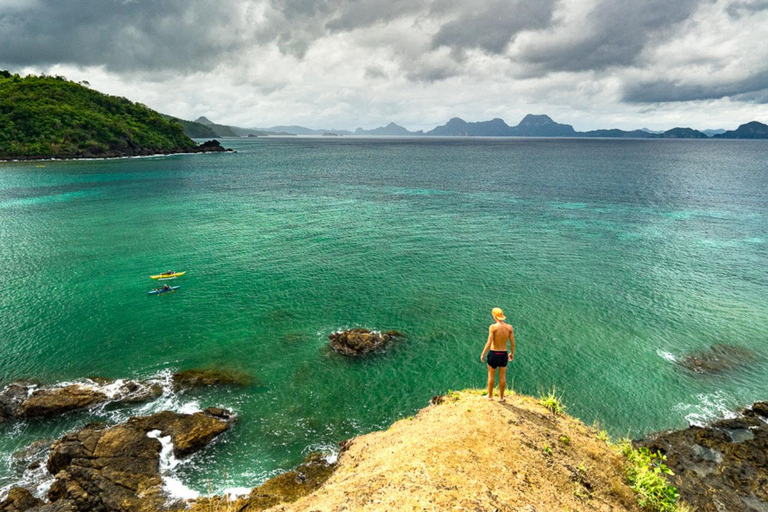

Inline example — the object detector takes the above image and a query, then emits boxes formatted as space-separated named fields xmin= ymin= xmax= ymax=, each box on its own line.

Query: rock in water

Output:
xmin=192 ymin=139 xmax=233 ymax=153
xmin=0 ymin=379 xmax=163 ymax=421
xmin=328 ymin=329 xmax=403 ymax=356
xmin=638 ymin=402 xmax=768 ymax=511
xmin=41 ymin=408 xmax=233 ymax=512
xmin=172 ymin=368 xmax=254 ymax=391
xmin=21 ymin=386 xmax=108 ymax=418
xmin=679 ymin=344 xmax=758 ymax=374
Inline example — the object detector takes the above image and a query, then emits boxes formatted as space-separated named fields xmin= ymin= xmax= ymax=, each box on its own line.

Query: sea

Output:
xmin=0 ymin=137 xmax=767 ymax=497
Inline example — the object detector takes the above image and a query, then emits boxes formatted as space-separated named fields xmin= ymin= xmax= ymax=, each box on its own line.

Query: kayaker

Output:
xmin=163 ymin=284 xmax=170 ymax=291
xmin=480 ymin=307 xmax=515 ymax=402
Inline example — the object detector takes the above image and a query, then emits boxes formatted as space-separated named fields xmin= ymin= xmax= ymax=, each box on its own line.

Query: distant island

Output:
xmin=178 ymin=113 xmax=768 ymax=140
xmin=0 ymin=71 xmax=230 ymax=160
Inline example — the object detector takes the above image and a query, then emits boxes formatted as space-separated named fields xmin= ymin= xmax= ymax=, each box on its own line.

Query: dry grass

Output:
xmin=266 ymin=390 xmax=641 ymax=512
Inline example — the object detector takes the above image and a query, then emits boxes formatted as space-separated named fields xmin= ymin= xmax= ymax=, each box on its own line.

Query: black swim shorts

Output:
xmin=487 ymin=350 xmax=508 ymax=369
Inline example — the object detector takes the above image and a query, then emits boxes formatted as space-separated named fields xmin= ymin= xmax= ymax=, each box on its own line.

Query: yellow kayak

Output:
xmin=150 ymin=271 xmax=186 ymax=279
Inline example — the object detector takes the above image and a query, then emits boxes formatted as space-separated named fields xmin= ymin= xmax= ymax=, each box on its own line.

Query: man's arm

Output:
xmin=508 ymin=326 xmax=515 ymax=361
xmin=480 ymin=325 xmax=494 ymax=362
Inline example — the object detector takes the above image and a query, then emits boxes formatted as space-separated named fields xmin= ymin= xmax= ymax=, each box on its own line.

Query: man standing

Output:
xmin=480 ymin=307 xmax=515 ymax=401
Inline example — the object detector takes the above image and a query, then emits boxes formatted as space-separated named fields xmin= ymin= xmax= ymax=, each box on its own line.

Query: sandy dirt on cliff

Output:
xmin=266 ymin=390 xmax=640 ymax=512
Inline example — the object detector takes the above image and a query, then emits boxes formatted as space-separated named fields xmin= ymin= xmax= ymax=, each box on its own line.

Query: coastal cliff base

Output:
xmin=216 ymin=391 xmax=639 ymax=512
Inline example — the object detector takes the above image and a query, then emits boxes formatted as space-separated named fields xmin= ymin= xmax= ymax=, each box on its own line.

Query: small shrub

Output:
xmin=559 ymin=435 xmax=570 ymax=445
xmin=542 ymin=445 xmax=553 ymax=456
xmin=617 ymin=442 xmax=679 ymax=512
xmin=538 ymin=387 xmax=565 ymax=414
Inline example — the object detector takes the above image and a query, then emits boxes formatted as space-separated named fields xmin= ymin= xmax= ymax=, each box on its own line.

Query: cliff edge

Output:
xmin=219 ymin=391 xmax=641 ymax=512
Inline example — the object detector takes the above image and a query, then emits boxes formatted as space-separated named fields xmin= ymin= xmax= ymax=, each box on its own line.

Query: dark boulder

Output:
xmin=748 ymin=402 xmax=768 ymax=418
xmin=172 ymin=368 xmax=253 ymax=392
xmin=192 ymin=140 xmax=232 ymax=153
xmin=0 ymin=384 xmax=30 ymax=420
xmin=45 ymin=408 xmax=232 ymax=512
xmin=678 ymin=344 xmax=758 ymax=374
xmin=0 ymin=380 xmax=163 ymax=421
xmin=21 ymin=386 xmax=108 ymax=418
xmin=328 ymin=329 xmax=403 ymax=356
xmin=0 ymin=487 xmax=43 ymax=511
xmin=0 ymin=487 xmax=75 ymax=512
xmin=638 ymin=402 xmax=768 ymax=511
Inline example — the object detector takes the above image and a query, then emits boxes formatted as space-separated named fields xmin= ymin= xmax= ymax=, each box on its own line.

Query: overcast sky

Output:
xmin=1 ymin=0 xmax=768 ymax=131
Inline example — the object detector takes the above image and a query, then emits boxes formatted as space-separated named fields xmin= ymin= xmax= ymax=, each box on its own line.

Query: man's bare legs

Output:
xmin=498 ymin=366 xmax=507 ymax=402
xmin=487 ymin=365 xmax=496 ymax=399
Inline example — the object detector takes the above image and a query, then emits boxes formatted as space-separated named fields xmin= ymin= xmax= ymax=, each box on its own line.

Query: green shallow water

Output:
xmin=1 ymin=137 xmax=767 ymax=494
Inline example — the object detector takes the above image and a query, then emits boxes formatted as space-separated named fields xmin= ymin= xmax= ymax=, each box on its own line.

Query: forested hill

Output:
xmin=0 ymin=72 xmax=224 ymax=159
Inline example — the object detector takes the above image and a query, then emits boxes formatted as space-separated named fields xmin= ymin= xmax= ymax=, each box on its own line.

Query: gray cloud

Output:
xmin=727 ymin=0 xmax=768 ymax=18
xmin=519 ymin=0 xmax=704 ymax=73
xmin=430 ymin=0 xmax=557 ymax=56
xmin=0 ymin=0 xmax=253 ymax=72
xmin=623 ymin=70 xmax=768 ymax=103
xmin=1 ymin=0 xmax=768 ymax=125
xmin=364 ymin=64 xmax=388 ymax=80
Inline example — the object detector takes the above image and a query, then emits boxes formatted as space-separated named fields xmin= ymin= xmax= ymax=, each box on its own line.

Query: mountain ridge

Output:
xmin=170 ymin=114 xmax=768 ymax=140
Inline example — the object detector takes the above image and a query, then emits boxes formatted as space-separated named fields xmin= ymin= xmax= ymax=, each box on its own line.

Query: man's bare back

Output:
xmin=489 ymin=322 xmax=514 ymax=352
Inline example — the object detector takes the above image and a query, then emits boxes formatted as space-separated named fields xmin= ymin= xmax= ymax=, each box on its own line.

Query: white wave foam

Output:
xmin=222 ymin=487 xmax=251 ymax=499
xmin=674 ymin=391 xmax=739 ymax=427
xmin=304 ymin=443 xmax=340 ymax=464
xmin=656 ymin=350 xmax=677 ymax=363
xmin=0 ymin=453 xmax=54 ymax=502
xmin=147 ymin=430 xmax=200 ymax=502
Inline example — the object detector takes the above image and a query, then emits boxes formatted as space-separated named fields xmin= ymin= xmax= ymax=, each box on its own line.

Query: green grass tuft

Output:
xmin=538 ymin=387 xmax=565 ymax=414
xmin=617 ymin=441 xmax=680 ymax=512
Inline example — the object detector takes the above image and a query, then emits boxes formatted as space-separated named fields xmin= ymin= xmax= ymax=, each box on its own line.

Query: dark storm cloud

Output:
xmin=0 ymin=0 xmax=427 ymax=69
xmin=0 ymin=0 xmax=707 ymax=76
xmin=623 ymin=70 xmax=768 ymax=103
xmin=519 ymin=0 xmax=705 ymax=73
xmin=3 ymin=0 xmax=768 ymax=112
xmin=0 ymin=0 xmax=251 ymax=72
xmin=430 ymin=0 xmax=557 ymax=56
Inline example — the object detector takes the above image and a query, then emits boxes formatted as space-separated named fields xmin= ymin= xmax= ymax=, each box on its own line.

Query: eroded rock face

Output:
xmin=638 ymin=402 xmax=768 ymax=512
xmin=40 ymin=408 xmax=233 ymax=512
xmin=191 ymin=452 xmax=335 ymax=512
xmin=0 ymin=487 xmax=44 ymax=511
xmin=172 ymin=369 xmax=253 ymax=392
xmin=678 ymin=344 xmax=758 ymax=374
xmin=21 ymin=387 xmax=108 ymax=418
xmin=0 ymin=380 xmax=162 ymax=421
xmin=328 ymin=329 xmax=403 ymax=356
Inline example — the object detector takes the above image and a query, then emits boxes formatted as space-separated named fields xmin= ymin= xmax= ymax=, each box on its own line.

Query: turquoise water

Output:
xmin=1 ymin=137 xmax=767 ymax=494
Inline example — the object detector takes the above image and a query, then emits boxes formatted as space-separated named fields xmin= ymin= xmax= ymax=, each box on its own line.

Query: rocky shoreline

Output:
xmin=2 ymin=408 xmax=233 ymax=512
xmin=0 ymin=140 xmax=233 ymax=163
xmin=639 ymin=402 xmax=768 ymax=512
xmin=1 ymin=380 xmax=766 ymax=511
xmin=0 ymin=335 xmax=765 ymax=511
xmin=0 ymin=368 xmax=252 ymax=422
